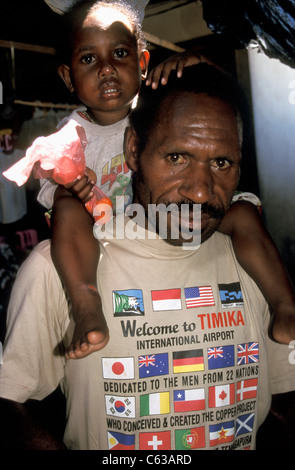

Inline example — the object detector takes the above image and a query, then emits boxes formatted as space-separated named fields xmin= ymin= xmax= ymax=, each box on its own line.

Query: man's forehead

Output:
xmin=162 ymin=92 xmax=236 ymax=120
xmin=153 ymin=92 xmax=240 ymax=141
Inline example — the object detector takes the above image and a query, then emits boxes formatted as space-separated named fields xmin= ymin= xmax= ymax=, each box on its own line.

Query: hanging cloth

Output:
xmin=201 ymin=0 xmax=295 ymax=67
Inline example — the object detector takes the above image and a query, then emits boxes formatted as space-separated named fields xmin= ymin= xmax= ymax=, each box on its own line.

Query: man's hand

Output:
xmin=145 ymin=50 xmax=212 ymax=89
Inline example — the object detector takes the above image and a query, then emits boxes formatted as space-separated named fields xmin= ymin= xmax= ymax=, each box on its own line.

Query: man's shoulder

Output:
xmin=31 ymin=239 xmax=51 ymax=257
xmin=202 ymin=231 xmax=233 ymax=252
xmin=20 ymin=240 xmax=53 ymax=271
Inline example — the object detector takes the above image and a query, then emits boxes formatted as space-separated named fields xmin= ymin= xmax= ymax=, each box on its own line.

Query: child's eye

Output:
xmin=113 ymin=48 xmax=128 ymax=59
xmin=166 ymin=153 xmax=187 ymax=165
xmin=212 ymin=158 xmax=231 ymax=170
xmin=80 ymin=54 xmax=95 ymax=64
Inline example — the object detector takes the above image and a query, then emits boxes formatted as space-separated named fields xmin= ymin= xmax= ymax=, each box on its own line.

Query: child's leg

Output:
xmin=51 ymin=195 xmax=109 ymax=359
xmin=219 ymin=201 xmax=295 ymax=344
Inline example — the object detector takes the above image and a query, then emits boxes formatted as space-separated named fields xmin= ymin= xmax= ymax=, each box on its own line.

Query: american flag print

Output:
xmin=237 ymin=342 xmax=259 ymax=365
xmin=184 ymin=286 xmax=215 ymax=308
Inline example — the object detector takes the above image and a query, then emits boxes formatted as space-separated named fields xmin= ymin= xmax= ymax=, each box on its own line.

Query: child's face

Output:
xmin=59 ymin=9 xmax=149 ymax=126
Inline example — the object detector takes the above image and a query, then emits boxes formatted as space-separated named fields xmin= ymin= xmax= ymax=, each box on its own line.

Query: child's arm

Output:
xmin=219 ymin=201 xmax=295 ymax=344
xmin=145 ymin=50 xmax=218 ymax=89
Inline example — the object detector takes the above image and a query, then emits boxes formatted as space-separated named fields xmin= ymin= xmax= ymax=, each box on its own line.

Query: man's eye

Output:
xmin=212 ymin=158 xmax=231 ymax=169
xmin=113 ymin=48 xmax=128 ymax=59
xmin=80 ymin=54 xmax=95 ymax=64
xmin=166 ymin=153 xmax=186 ymax=165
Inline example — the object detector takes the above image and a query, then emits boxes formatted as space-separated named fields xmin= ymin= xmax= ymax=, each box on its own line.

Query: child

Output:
xmin=37 ymin=0 xmax=150 ymax=358
xmin=38 ymin=0 xmax=295 ymax=359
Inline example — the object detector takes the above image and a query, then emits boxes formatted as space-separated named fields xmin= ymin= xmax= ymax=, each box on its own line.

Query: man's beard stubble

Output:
xmin=133 ymin=172 xmax=227 ymax=246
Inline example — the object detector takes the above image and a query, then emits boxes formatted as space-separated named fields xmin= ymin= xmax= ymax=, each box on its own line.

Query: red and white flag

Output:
xmin=209 ymin=383 xmax=235 ymax=408
xmin=102 ymin=357 xmax=134 ymax=379
xmin=151 ymin=289 xmax=181 ymax=311
xmin=236 ymin=378 xmax=258 ymax=401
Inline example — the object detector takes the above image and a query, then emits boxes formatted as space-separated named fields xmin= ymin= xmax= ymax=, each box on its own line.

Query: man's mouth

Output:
xmin=158 ymin=201 xmax=225 ymax=237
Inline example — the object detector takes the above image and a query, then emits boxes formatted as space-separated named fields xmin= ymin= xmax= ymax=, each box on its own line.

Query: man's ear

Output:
xmin=139 ymin=50 xmax=150 ymax=80
xmin=125 ymin=126 xmax=139 ymax=172
xmin=57 ymin=64 xmax=74 ymax=93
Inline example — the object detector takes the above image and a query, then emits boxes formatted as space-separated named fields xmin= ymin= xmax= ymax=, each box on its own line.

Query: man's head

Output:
xmin=126 ymin=63 xmax=246 ymax=245
xmin=57 ymin=0 xmax=149 ymax=125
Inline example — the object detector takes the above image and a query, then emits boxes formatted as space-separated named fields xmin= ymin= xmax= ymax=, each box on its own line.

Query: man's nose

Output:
xmin=178 ymin=164 xmax=213 ymax=204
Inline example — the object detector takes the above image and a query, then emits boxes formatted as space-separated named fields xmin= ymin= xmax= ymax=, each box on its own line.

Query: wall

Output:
xmin=143 ymin=1 xmax=211 ymax=45
xmin=248 ymin=48 xmax=295 ymax=280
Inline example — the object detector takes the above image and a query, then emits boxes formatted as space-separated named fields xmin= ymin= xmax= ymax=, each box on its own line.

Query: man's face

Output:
xmin=128 ymin=92 xmax=242 ymax=245
xmin=59 ymin=8 xmax=148 ymax=126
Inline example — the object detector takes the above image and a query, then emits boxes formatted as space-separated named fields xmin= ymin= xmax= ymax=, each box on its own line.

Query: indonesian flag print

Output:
xmin=151 ymin=289 xmax=181 ymax=311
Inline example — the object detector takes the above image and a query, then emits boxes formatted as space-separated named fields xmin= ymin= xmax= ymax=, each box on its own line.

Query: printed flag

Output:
xmin=174 ymin=388 xmax=205 ymax=412
xmin=237 ymin=342 xmax=259 ymax=365
xmin=209 ymin=421 xmax=235 ymax=447
xmin=151 ymin=288 xmax=181 ymax=311
xmin=175 ymin=427 xmax=206 ymax=450
xmin=218 ymin=282 xmax=243 ymax=307
xmin=173 ymin=349 xmax=204 ymax=373
xmin=140 ymin=392 xmax=170 ymax=416
xmin=139 ymin=431 xmax=171 ymax=450
xmin=236 ymin=379 xmax=258 ymax=401
xmin=113 ymin=289 xmax=144 ymax=316
xmin=138 ymin=353 xmax=169 ymax=378
xmin=107 ymin=431 xmax=135 ymax=450
xmin=208 ymin=345 xmax=235 ymax=369
xmin=105 ymin=395 xmax=135 ymax=418
xmin=184 ymin=286 xmax=215 ymax=308
xmin=102 ymin=357 xmax=134 ymax=379
xmin=235 ymin=413 xmax=255 ymax=436
xmin=208 ymin=383 xmax=235 ymax=408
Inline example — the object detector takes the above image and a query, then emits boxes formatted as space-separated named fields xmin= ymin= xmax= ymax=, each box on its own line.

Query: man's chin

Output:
xmin=200 ymin=219 xmax=223 ymax=243
xmin=160 ymin=227 xmax=201 ymax=250
xmin=171 ymin=219 xmax=222 ymax=248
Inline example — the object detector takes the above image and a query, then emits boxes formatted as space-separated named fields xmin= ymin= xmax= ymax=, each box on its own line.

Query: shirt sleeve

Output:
xmin=37 ymin=178 xmax=58 ymax=210
xmin=0 ymin=241 xmax=68 ymax=403
xmin=232 ymin=191 xmax=262 ymax=214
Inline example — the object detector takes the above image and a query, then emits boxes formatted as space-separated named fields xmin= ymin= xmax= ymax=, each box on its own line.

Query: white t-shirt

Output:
xmin=37 ymin=107 xmax=132 ymax=211
xmin=1 ymin=216 xmax=294 ymax=450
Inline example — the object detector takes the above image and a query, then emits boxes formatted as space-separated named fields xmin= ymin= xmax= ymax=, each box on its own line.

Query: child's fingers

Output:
xmin=76 ymin=185 xmax=94 ymax=204
xmin=146 ymin=52 xmax=205 ymax=89
xmin=65 ymin=174 xmax=95 ymax=202
xmin=158 ymin=61 xmax=179 ymax=85
xmin=85 ymin=167 xmax=97 ymax=184
xmin=145 ymin=64 xmax=165 ymax=89
xmin=146 ymin=61 xmax=178 ymax=89
xmin=64 ymin=173 xmax=84 ymax=190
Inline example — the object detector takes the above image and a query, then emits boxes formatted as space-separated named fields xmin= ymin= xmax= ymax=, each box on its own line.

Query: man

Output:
xmin=0 ymin=64 xmax=294 ymax=450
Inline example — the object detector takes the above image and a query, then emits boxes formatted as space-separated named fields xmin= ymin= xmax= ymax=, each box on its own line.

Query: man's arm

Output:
xmin=0 ymin=395 xmax=66 ymax=450
xmin=0 ymin=243 xmax=69 ymax=449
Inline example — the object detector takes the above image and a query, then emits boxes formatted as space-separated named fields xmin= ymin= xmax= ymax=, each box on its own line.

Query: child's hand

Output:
xmin=65 ymin=167 xmax=97 ymax=204
xmin=145 ymin=51 xmax=209 ymax=89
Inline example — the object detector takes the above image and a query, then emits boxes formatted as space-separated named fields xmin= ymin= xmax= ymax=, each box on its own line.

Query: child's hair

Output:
xmin=57 ymin=0 xmax=146 ymax=65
